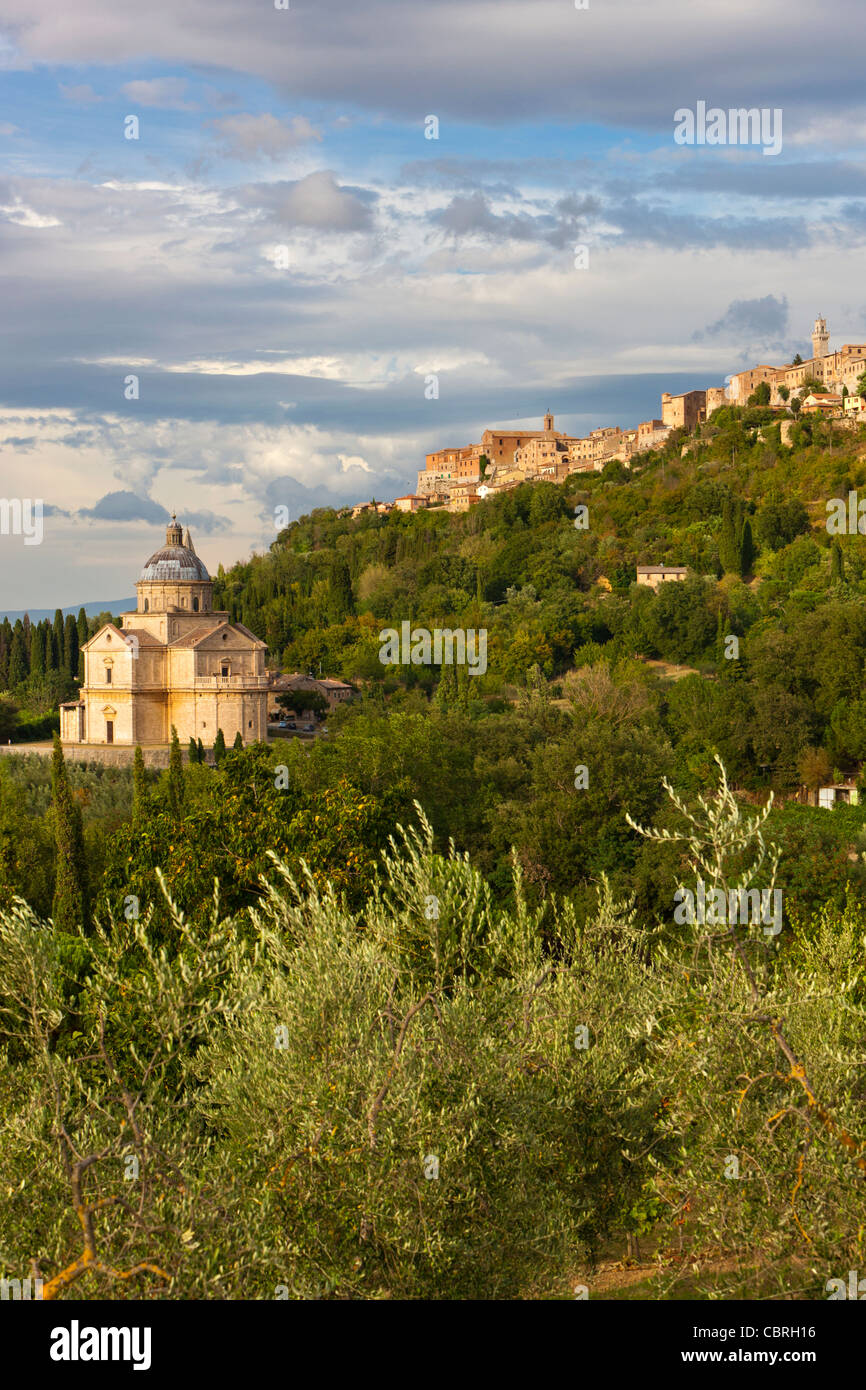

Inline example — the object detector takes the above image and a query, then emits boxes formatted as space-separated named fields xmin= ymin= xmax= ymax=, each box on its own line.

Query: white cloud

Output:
xmin=210 ymin=112 xmax=322 ymax=159
xmin=121 ymin=77 xmax=195 ymax=109
xmin=0 ymin=199 xmax=61 ymax=227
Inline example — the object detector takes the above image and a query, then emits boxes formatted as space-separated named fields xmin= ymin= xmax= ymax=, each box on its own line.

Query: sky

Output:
xmin=1 ymin=0 xmax=866 ymax=607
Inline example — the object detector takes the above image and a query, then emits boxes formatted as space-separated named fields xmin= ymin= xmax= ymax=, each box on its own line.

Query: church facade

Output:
xmin=60 ymin=518 xmax=269 ymax=748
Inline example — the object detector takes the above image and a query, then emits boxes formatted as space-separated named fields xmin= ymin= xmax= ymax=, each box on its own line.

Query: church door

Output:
xmin=106 ymin=720 xmax=114 ymax=744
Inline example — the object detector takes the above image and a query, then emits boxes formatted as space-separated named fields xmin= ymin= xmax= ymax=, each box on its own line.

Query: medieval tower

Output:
xmin=812 ymin=315 xmax=830 ymax=359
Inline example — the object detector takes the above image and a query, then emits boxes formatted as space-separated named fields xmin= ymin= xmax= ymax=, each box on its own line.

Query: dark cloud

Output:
xmin=253 ymin=171 xmax=375 ymax=231
xmin=604 ymin=200 xmax=807 ymax=251
xmin=432 ymin=189 xmax=597 ymax=246
xmin=78 ymin=490 xmax=170 ymax=523
xmin=434 ymin=191 xmax=538 ymax=241
xmin=177 ymin=509 xmax=232 ymax=534
xmin=6 ymin=0 xmax=866 ymax=129
xmin=694 ymin=294 xmax=790 ymax=342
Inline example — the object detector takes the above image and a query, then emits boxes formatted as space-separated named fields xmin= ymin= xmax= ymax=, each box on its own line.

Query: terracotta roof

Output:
xmin=168 ymin=623 xmax=225 ymax=648
xmin=118 ymin=628 xmax=162 ymax=647
xmin=232 ymin=622 xmax=266 ymax=645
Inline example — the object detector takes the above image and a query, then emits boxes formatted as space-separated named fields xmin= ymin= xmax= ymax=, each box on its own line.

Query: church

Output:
xmin=60 ymin=518 xmax=269 ymax=748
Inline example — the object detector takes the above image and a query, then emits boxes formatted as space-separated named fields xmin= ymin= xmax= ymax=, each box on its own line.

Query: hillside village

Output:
xmin=349 ymin=316 xmax=866 ymax=519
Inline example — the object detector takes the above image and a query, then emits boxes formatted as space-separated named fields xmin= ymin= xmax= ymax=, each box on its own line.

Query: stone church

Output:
xmin=60 ymin=518 xmax=269 ymax=748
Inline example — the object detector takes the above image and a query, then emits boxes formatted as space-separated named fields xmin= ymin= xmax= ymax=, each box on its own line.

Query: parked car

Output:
xmin=303 ymin=722 xmax=315 ymax=732
xmin=278 ymin=719 xmax=288 ymax=728
xmin=287 ymin=721 xmax=297 ymax=730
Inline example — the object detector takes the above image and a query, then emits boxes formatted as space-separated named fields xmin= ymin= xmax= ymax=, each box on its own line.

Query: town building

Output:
xmin=728 ymin=318 xmax=866 ymax=405
xmin=802 ymin=393 xmax=844 ymax=415
xmin=661 ymin=390 xmax=707 ymax=432
xmin=818 ymin=781 xmax=860 ymax=810
xmin=636 ymin=565 xmax=688 ymax=589
xmin=60 ymin=518 xmax=269 ymax=748
xmin=269 ymin=671 xmax=353 ymax=721
xmin=480 ymin=411 xmax=562 ymax=467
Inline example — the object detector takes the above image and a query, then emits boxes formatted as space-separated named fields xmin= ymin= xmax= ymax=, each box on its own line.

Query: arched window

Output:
xmin=143 ymin=599 xmax=149 ymax=612
xmin=193 ymin=596 xmax=199 ymax=612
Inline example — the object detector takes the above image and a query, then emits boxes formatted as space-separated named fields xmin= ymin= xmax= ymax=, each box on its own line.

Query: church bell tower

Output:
xmin=812 ymin=316 xmax=830 ymax=360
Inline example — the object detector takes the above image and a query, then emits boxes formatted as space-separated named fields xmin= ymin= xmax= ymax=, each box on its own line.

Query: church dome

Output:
xmin=139 ymin=518 xmax=210 ymax=582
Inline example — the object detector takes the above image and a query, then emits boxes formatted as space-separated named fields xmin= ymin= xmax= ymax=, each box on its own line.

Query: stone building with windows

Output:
xmin=60 ymin=517 xmax=269 ymax=749
xmin=728 ymin=318 xmax=866 ymax=405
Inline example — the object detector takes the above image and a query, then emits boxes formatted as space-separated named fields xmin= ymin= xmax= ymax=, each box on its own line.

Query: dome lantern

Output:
xmin=135 ymin=518 xmax=213 ymax=614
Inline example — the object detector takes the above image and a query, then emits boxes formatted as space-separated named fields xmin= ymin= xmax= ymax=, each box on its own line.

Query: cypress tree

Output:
xmin=830 ymin=539 xmax=844 ymax=583
xmin=233 ymin=730 xmax=243 ymax=750
xmin=52 ymin=609 xmax=64 ymax=670
xmin=435 ymin=662 xmax=456 ymax=709
xmin=8 ymin=626 xmax=28 ymax=686
xmin=329 ymin=557 xmax=355 ymax=621
xmin=197 ymin=737 xmax=205 ymax=764
xmin=188 ymin=735 xmax=199 ymax=764
xmin=76 ymin=609 xmax=88 ymax=679
xmin=30 ymin=626 xmax=45 ymax=677
xmin=133 ymin=745 xmax=147 ymax=821
xmin=64 ymin=614 xmax=79 ymax=680
xmin=719 ymin=498 xmax=740 ymax=574
xmin=168 ymin=725 xmax=184 ymax=814
xmin=50 ymin=733 xmax=89 ymax=932
xmin=213 ymin=728 xmax=227 ymax=764
xmin=739 ymin=519 xmax=755 ymax=577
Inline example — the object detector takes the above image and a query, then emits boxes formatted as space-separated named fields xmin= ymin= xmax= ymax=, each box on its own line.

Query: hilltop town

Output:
xmin=350 ymin=317 xmax=866 ymax=518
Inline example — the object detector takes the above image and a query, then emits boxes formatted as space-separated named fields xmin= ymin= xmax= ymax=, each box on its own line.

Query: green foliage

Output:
xmin=132 ymin=745 xmax=147 ymax=822
xmin=2 ymin=767 xmax=865 ymax=1300
xmin=168 ymin=727 xmax=185 ymax=811
xmin=50 ymin=734 xmax=90 ymax=932
xmin=276 ymin=688 xmax=328 ymax=717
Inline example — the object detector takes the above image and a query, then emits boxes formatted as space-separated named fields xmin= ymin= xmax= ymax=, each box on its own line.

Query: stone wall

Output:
xmin=0 ymin=742 xmax=211 ymax=768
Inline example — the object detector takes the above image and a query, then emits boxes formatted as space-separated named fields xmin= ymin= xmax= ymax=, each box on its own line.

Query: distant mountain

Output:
xmin=1 ymin=598 xmax=136 ymax=624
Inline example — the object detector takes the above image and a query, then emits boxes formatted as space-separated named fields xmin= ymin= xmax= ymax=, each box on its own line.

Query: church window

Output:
xmin=193 ymin=596 xmax=199 ymax=612
xmin=144 ymin=599 xmax=149 ymax=612
xmin=221 ymin=662 xmax=230 ymax=677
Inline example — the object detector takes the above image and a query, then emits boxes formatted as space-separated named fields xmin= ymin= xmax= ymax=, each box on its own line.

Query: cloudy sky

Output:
xmin=1 ymin=0 xmax=865 ymax=607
